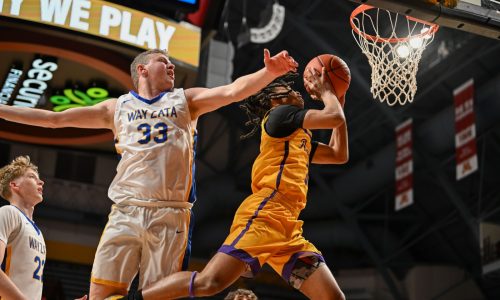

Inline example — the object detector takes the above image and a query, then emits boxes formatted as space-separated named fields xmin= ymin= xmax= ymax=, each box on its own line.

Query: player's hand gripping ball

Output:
xmin=304 ymin=54 xmax=351 ymax=99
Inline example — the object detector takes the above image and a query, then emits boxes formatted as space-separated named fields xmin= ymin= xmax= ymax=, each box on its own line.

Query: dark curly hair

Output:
xmin=239 ymin=72 xmax=298 ymax=139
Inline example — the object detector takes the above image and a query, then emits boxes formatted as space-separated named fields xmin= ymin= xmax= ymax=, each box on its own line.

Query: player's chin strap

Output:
xmin=189 ymin=271 xmax=198 ymax=298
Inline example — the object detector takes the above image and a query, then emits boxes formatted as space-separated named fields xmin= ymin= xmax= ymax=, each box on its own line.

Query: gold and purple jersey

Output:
xmin=251 ymin=114 xmax=314 ymax=209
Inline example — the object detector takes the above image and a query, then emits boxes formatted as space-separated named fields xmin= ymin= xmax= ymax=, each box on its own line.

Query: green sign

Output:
xmin=50 ymin=87 xmax=110 ymax=112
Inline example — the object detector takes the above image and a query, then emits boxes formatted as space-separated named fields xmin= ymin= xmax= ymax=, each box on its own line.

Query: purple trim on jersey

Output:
xmin=230 ymin=190 xmax=277 ymax=247
xmin=188 ymin=131 xmax=198 ymax=204
xmin=275 ymin=141 xmax=289 ymax=189
xmin=130 ymin=90 xmax=170 ymax=105
xmin=12 ymin=205 xmax=41 ymax=236
xmin=218 ymin=245 xmax=261 ymax=276
xmin=1 ymin=253 xmax=6 ymax=272
xmin=281 ymin=251 xmax=325 ymax=282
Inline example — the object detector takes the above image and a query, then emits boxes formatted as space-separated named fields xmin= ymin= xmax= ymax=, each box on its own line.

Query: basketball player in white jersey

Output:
xmin=0 ymin=156 xmax=46 ymax=300
xmin=0 ymin=48 xmax=298 ymax=299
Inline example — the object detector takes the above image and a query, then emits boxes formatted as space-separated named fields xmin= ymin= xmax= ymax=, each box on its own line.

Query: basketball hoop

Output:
xmin=350 ymin=5 xmax=439 ymax=106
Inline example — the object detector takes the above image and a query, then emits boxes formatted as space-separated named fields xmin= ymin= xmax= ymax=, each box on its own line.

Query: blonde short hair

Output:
xmin=224 ymin=289 xmax=258 ymax=300
xmin=130 ymin=49 xmax=169 ymax=90
xmin=0 ymin=156 xmax=38 ymax=200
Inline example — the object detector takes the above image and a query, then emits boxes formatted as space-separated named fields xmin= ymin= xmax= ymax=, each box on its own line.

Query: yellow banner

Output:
xmin=0 ymin=0 xmax=200 ymax=67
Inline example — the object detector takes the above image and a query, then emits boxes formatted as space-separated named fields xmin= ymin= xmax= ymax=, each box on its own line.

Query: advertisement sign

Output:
xmin=0 ymin=66 xmax=23 ymax=104
xmin=0 ymin=56 xmax=58 ymax=108
xmin=454 ymin=79 xmax=477 ymax=180
xmin=0 ymin=0 xmax=200 ymax=67
xmin=395 ymin=119 xmax=413 ymax=211
xmin=0 ymin=51 xmax=125 ymax=146
xmin=0 ymin=54 xmax=115 ymax=111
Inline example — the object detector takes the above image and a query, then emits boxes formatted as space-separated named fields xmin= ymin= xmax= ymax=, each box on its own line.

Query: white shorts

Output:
xmin=91 ymin=202 xmax=192 ymax=289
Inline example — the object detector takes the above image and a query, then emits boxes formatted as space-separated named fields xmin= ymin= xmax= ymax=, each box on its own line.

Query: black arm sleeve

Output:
xmin=310 ymin=141 xmax=319 ymax=162
xmin=264 ymin=105 xmax=308 ymax=138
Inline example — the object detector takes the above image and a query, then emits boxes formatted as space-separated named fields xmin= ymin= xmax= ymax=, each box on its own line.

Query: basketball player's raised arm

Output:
xmin=303 ymin=67 xmax=349 ymax=164
xmin=0 ymin=99 xmax=116 ymax=131
xmin=186 ymin=49 xmax=298 ymax=119
xmin=0 ymin=241 xmax=28 ymax=300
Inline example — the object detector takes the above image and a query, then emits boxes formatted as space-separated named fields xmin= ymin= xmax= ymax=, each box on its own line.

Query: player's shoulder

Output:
xmin=269 ymin=104 xmax=301 ymax=115
xmin=0 ymin=205 xmax=20 ymax=219
xmin=183 ymin=87 xmax=208 ymax=100
xmin=168 ymin=88 xmax=187 ymax=99
xmin=0 ymin=205 xmax=16 ymax=212
xmin=267 ymin=104 xmax=304 ymax=121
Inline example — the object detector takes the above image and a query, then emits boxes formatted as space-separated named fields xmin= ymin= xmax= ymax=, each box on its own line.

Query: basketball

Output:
xmin=303 ymin=54 xmax=351 ymax=98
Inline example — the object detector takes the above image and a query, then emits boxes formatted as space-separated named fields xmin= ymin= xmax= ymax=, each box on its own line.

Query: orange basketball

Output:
xmin=304 ymin=54 xmax=351 ymax=98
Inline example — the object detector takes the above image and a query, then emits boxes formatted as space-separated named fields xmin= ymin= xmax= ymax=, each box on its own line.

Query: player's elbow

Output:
xmin=326 ymin=112 xmax=345 ymax=128
xmin=336 ymin=151 xmax=349 ymax=164
xmin=332 ymin=144 xmax=349 ymax=164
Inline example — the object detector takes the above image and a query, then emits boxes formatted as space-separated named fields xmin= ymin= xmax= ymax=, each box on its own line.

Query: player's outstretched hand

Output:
xmin=263 ymin=49 xmax=298 ymax=77
xmin=74 ymin=295 xmax=87 ymax=300
xmin=304 ymin=66 xmax=334 ymax=101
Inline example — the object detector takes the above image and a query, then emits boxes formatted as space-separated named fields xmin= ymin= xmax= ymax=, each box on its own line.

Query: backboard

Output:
xmin=348 ymin=0 xmax=500 ymax=40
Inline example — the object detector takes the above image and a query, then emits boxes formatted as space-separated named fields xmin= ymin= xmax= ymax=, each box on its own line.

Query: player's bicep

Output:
xmin=186 ymin=86 xmax=235 ymax=118
xmin=311 ymin=142 xmax=345 ymax=164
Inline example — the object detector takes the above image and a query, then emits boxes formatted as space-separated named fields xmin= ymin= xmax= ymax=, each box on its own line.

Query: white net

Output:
xmin=351 ymin=5 xmax=438 ymax=106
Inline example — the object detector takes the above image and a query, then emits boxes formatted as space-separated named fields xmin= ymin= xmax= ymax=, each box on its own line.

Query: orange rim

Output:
xmin=350 ymin=4 xmax=439 ymax=43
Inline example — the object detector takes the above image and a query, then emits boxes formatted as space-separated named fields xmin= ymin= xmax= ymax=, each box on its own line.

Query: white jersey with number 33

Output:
xmin=0 ymin=205 xmax=46 ymax=300
xmin=109 ymin=89 xmax=196 ymax=204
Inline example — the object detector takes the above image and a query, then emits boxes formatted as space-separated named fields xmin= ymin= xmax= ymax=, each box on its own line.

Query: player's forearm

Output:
xmin=0 ymin=271 xmax=28 ymax=300
xmin=320 ymin=91 xmax=346 ymax=129
xmin=328 ymin=122 xmax=349 ymax=163
xmin=227 ymin=68 xmax=277 ymax=101
xmin=0 ymin=104 xmax=59 ymax=128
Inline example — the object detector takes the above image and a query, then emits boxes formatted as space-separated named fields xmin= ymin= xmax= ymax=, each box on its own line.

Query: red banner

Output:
xmin=454 ymin=79 xmax=477 ymax=180
xmin=395 ymin=119 xmax=413 ymax=211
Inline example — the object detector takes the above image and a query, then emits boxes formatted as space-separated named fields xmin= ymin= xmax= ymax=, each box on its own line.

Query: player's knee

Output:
xmin=196 ymin=273 xmax=228 ymax=295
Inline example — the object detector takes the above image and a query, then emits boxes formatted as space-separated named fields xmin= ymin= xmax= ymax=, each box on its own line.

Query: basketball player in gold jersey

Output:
xmin=117 ymin=67 xmax=348 ymax=300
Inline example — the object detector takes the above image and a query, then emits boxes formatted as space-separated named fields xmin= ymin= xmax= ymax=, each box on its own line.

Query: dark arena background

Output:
xmin=1 ymin=0 xmax=500 ymax=299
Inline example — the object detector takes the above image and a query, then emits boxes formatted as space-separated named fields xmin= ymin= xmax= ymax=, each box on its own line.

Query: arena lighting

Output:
xmin=409 ymin=28 xmax=431 ymax=49
xmin=250 ymin=1 xmax=285 ymax=44
xmin=396 ymin=44 xmax=411 ymax=58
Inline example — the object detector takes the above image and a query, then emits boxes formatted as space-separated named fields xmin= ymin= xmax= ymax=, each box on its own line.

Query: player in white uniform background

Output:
xmin=0 ymin=156 xmax=46 ymax=300
xmin=0 ymin=48 xmax=298 ymax=300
